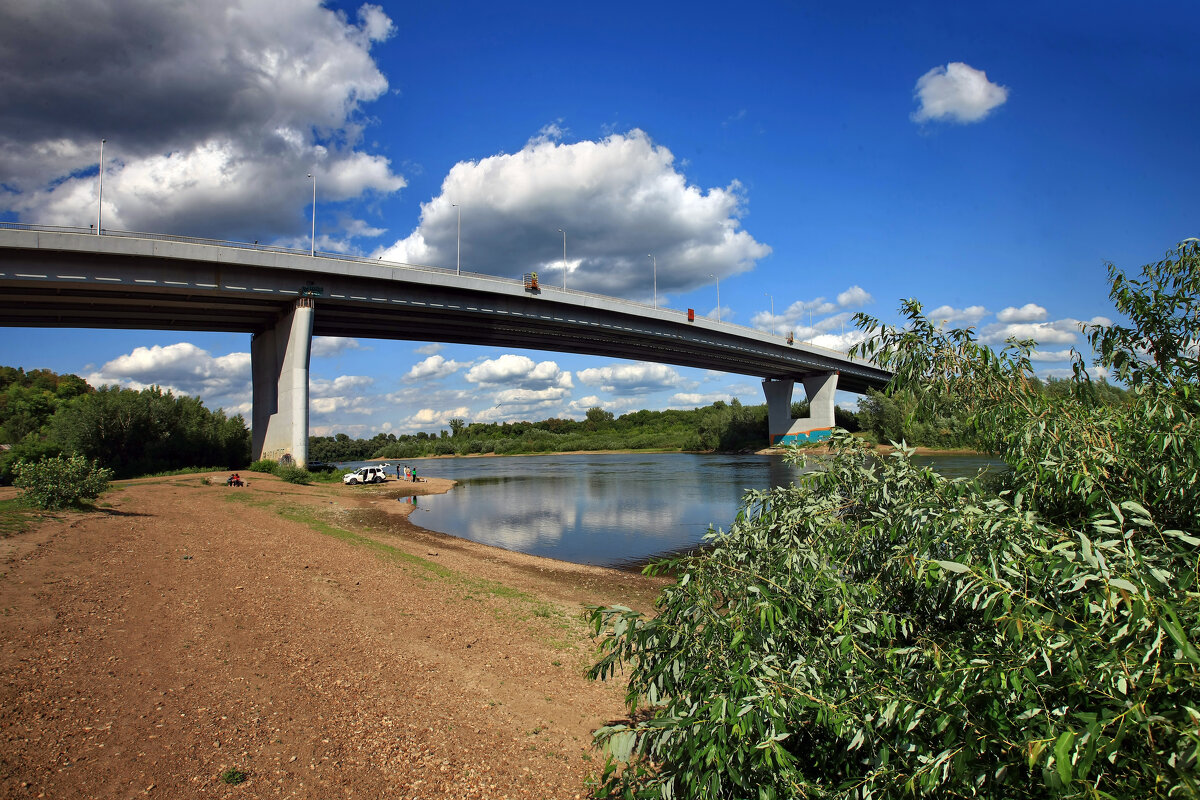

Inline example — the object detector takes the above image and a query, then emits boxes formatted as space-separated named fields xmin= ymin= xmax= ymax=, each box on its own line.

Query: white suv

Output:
xmin=343 ymin=465 xmax=389 ymax=485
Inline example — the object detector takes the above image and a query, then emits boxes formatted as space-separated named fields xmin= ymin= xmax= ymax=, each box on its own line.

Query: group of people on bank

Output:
xmin=391 ymin=464 xmax=421 ymax=482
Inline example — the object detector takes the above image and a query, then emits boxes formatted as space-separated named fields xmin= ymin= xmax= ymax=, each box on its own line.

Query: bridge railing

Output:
xmin=0 ymin=221 xmax=855 ymax=358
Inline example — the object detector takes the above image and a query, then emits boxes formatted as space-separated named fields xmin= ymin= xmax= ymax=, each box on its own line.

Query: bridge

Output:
xmin=0 ymin=225 xmax=892 ymax=466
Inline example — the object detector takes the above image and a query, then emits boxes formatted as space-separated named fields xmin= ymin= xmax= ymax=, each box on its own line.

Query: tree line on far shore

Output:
xmin=310 ymin=400 xmax=865 ymax=463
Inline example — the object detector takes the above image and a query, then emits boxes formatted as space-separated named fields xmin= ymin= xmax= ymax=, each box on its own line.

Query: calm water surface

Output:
xmin=339 ymin=452 xmax=1001 ymax=569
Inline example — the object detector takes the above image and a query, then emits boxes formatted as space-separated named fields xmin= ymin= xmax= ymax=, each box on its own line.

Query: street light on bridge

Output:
xmin=647 ymin=254 xmax=657 ymax=309
xmin=558 ymin=228 xmax=567 ymax=290
xmin=710 ymin=272 xmax=720 ymax=323
xmin=307 ymin=173 xmax=316 ymax=257
xmin=96 ymin=138 xmax=106 ymax=235
xmin=453 ymin=203 xmax=461 ymax=275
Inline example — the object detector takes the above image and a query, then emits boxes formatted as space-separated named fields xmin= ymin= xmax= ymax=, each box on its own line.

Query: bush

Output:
xmin=274 ymin=465 xmax=311 ymax=485
xmin=247 ymin=458 xmax=278 ymax=474
xmin=308 ymin=468 xmax=350 ymax=484
xmin=587 ymin=241 xmax=1200 ymax=799
xmin=13 ymin=454 xmax=113 ymax=509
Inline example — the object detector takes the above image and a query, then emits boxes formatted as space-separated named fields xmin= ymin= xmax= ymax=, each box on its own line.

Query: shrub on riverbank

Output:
xmin=247 ymin=458 xmax=278 ymax=474
xmin=13 ymin=454 xmax=112 ymax=510
xmin=274 ymin=465 xmax=312 ymax=485
xmin=587 ymin=241 xmax=1200 ymax=798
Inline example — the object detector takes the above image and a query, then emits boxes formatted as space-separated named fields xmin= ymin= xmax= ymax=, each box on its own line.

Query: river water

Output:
xmin=338 ymin=451 xmax=1002 ymax=569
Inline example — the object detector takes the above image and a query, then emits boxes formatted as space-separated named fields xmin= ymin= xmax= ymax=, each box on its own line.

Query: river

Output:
xmin=336 ymin=452 xmax=1001 ymax=569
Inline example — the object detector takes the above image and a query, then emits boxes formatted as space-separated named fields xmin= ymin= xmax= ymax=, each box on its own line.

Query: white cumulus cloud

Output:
xmin=309 ymin=374 xmax=376 ymax=418
xmin=310 ymin=375 xmax=374 ymax=396
xmin=979 ymin=319 xmax=1084 ymax=346
xmin=85 ymin=342 xmax=250 ymax=413
xmin=576 ymin=362 xmax=690 ymax=395
xmin=836 ymin=286 xmax=874 ymax=308
xmin=377 ymin=129 xmax=771 ymax=298
xmin=311 ymin=337 xmax=366 ymax=358
xmin=997 ymin=303 xmax=1049 ymax=323
xmin=1030 ymin=349 xmax=1076 ymax=362
xmin=927 ymin=304 xmax=989 ymax=324
xmin=311 ymin=396 xmax=375 ymax=416
xmin=669 ymin=392 xmax=740 ymax=408
xmin=465 ymin=355 xmax=572 ymax=390
xmin=911 ymin=62 xmax=1009 ymax=124
xmin=405 ymin=406 xmax=472 ymax=429
xmin=405 ymin=355 xmax=466 ymax=382
xmin=0 ymin=0 xmax=405 ymax=244
xmin=809 ymin=329 xmax=869 ymax=353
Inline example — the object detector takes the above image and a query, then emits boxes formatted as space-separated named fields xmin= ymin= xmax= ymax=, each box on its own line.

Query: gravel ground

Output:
xmin=0 ymin=472 xmax=666 ymax=799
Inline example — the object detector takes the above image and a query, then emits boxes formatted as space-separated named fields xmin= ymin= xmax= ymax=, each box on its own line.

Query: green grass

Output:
xmin=276 ymin=506 xmax=456 ymax=580
xmin=0 ymin=497 xmax=44 ymax=537
xmin=219 ymin=767 xmax=248 ymax=785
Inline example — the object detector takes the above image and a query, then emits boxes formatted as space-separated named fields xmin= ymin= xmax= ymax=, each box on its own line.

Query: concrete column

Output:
xmin=251 ymin=298 xmax=314 ymax=466
xmin=762 ymin=371 xmax=840 ymax=445
xmin=762 ymin=378 xmax=796 ymax=444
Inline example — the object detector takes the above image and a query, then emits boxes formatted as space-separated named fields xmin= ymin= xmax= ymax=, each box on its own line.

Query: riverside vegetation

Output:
xmin=0 ymin=371 xmax=250 ymax=483
xmin=313 ymin=402 xmax=864 ymax=462
xmin=585 ymin=240 xmax=1200 ymax=798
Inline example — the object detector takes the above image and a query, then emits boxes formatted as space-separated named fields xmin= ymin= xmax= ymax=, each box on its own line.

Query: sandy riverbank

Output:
xmin=0 ymin=471 xmax=666 ymax=798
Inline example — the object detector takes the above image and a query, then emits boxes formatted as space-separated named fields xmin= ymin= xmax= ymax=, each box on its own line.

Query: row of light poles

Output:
xmin=93 ymin=141 xmax=722 ymax=320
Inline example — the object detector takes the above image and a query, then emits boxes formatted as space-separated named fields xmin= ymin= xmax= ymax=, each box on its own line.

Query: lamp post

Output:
xmin=765 ymin=292 xmax=773 ymax=318
xmin=307 ymin=173 xmax=316 ymax=256
xmin=710 ymin=273 xmax=721 ymax=322
xmin=558 ymin=228 xmax=567 ymax=290
xmin=647 ymin=254 xmax=657 ymax=308
xmin=453 ymin=203 xmax=461 ymax=275
xmin=96 ymin=138 xmax=106 ymax=235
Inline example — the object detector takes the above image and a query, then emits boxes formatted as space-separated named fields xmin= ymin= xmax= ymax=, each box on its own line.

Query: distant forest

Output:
xmin=316 ymin=401 xmax=864 ymax=463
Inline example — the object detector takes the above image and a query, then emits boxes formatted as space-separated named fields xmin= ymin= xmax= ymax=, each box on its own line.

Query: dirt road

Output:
xmin=0 ymin=472 xmax=664 ymax=799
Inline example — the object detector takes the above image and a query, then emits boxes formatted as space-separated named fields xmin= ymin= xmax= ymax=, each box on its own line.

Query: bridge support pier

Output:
xmin=763 ymin=371 xmax=839 ymax=445
xmin=251 ymin=298 xmax=314 ymax=467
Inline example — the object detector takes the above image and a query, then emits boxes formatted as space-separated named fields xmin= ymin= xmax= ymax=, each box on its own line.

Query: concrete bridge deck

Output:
xmin=0 ymin=224 xmax=893 ymax=462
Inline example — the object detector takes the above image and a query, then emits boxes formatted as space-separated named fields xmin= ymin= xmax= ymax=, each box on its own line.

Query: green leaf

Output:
xmin=1054 ymin=730 xmax=1075 ymax=786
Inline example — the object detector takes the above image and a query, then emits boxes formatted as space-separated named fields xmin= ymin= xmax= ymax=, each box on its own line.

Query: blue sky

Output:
xmin=1 ymin=0 xmax=1196 ymax=436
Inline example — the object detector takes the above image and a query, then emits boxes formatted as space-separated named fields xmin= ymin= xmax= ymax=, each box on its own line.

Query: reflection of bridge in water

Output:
xmin=0 ymin=224 xmax=891 ymax=465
